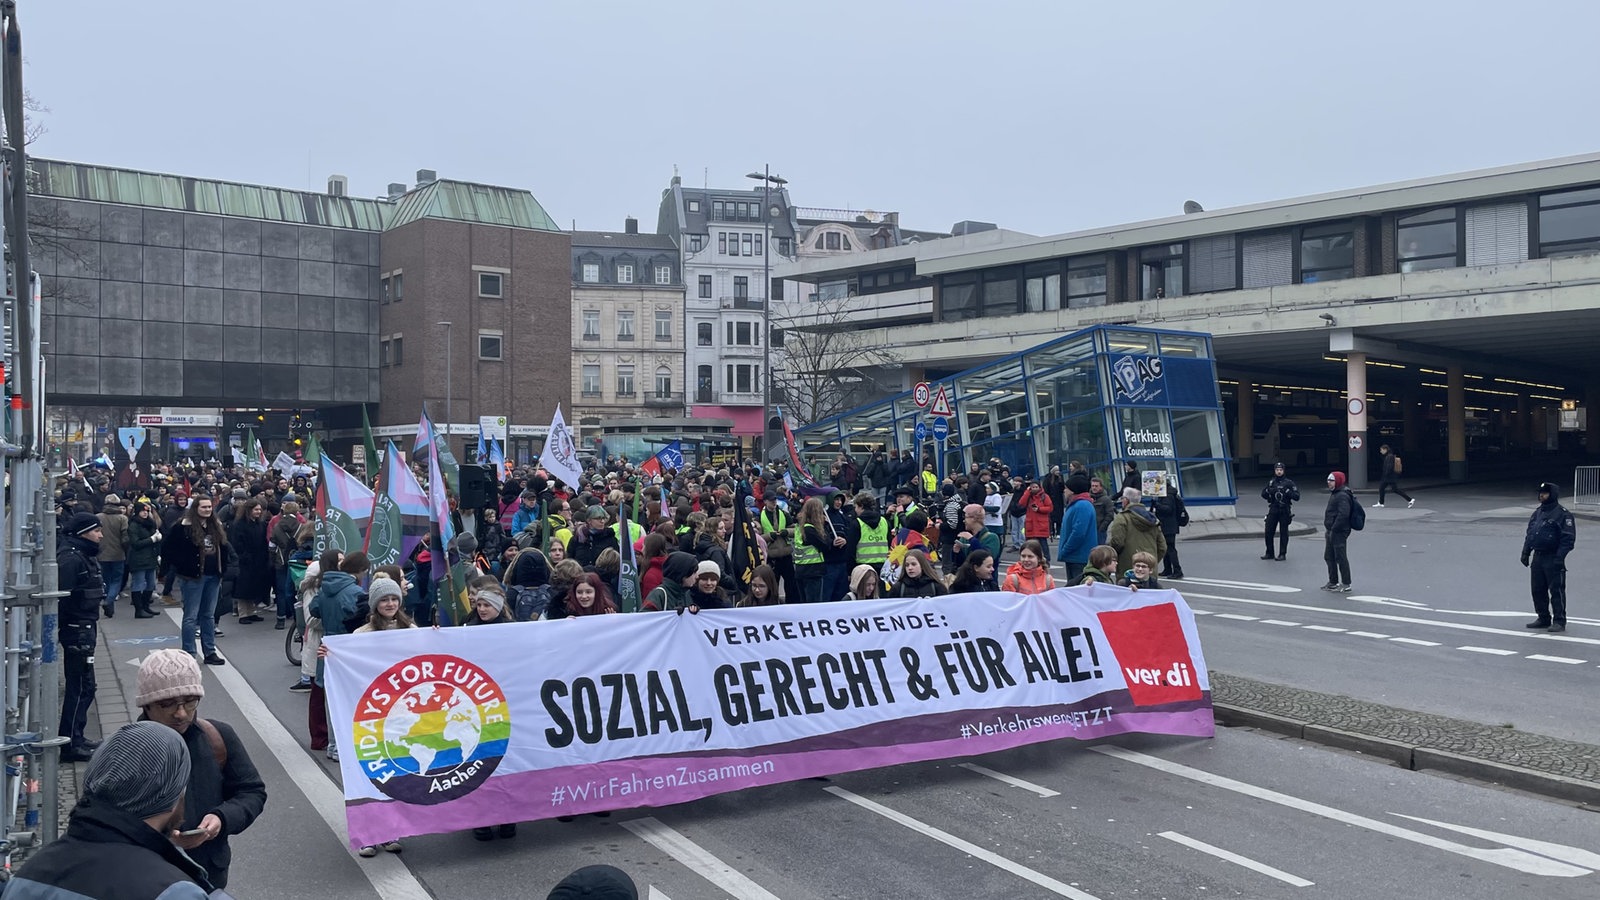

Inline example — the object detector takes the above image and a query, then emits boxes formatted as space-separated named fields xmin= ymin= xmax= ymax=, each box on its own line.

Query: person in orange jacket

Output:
xmin=1001 ymin=540 xmax=1057 ymax=594
xmin=1021 ymin=481 xmax=1053 ymax=543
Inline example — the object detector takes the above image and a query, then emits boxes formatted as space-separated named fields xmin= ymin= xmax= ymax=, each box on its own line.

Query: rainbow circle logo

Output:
xmin=353 ymin=654 xmax=509 ymax=805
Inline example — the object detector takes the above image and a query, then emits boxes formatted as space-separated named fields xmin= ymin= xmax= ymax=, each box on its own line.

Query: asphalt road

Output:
xmin=91 ymin=482 xmax=1600 ymax=899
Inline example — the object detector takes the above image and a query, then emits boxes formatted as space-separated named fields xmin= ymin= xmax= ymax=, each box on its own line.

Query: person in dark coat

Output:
xmin=568 ymin=506 xmax=620 ymax=570
xmin=1152 ymin=482 xmax=1188 ymax=580
xmin=56 ymin=513 xmax=107 ymax=763
xmin=227 ymin=499 xmax=271 ymax=624
xmin=1521 ymin=481 xmax=1576 ymax=633
xmin=124 ymin=500 xmax=163 ymax=619
xmin=1260 ymin=461 xmax=1299 ymax=561
xmin=135 ymin=649 xmax=267 ymax=890
xmin=1322 ymin=472 xmax=1355 ymax=592
xmin=1121 ymin=461 xmax=1141 ymax=494
xmin=5 ymin=722 xmax=214 ymax=900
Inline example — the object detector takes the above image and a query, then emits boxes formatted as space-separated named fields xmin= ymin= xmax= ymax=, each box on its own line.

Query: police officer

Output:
xmin=1260 ymin=462 xmax=1300 ymax=561
xmin=1521 ymin=482 xmax=1576 ymax=633
xmin=57 ymin=512 xmax=106 ymax=762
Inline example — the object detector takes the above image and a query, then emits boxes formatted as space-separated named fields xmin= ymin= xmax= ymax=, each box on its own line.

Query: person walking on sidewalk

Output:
xmin=1260 ymin=461 xmax=1299 ymax=560
xmin=1321 ymin=472 xmax=1356 ymax=592
xmin=95 ymin=494 xmax=130 ymax=617
xmin=1373 ymin=444 xmax=1414 ymax=508
xmin=1153 ymin=481 xmax=1188 ymax=580
xmin=56 ymin=513 xmax=107 ymax=763
xmin=125 ymin=499 xmax=163 ymax=619
xmin=1521 ymin=481 xmax=1576 ymax=633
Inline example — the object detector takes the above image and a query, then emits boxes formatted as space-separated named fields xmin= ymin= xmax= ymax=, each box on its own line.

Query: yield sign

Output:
xmin=929 ymin=384 xmax=954 ymax=417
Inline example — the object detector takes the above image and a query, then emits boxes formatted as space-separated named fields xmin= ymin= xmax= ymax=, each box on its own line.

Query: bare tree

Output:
xmin=13 ymin=90 xmax=97 ymax=304
xmin=770 ymin=294 xmax=902 ymax=426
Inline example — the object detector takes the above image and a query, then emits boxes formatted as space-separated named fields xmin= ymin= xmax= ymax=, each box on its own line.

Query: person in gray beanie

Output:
xmin=6 ymin=722 xmax=213 ymax=899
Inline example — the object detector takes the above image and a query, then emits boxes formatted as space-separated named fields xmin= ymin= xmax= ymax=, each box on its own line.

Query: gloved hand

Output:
xmin=1520 ymin=551 xmax=1530 ymax=567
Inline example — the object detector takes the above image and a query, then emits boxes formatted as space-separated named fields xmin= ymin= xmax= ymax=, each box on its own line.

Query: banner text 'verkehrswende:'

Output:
xmin=541 ymin=626 xmax=1105 ymax=748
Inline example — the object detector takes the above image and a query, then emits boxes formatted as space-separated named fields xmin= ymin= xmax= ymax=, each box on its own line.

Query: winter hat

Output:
xmin=82 ymin=722 xmax=191 ymax=820
xmin=849 ymin=564 xmax=878 ymax=596
xmin=102 ymin=494 xmax=123 ymax=507
xmin=663 ymin=551 xmax=699 ymax=584
xmin=452 ymin=532 xmax=478 ymax=556
xmin=546 ymin=864 xmax=639 ymax=900
xmin=695 ymin=560 xmax=721 ymax=579
xmin=509 ymin=549 xmax=551 ymax=588
xmin=472 ymin=584 xmax=506 ymax=615
xmin=368 ymin=577 xmax=404 ymax=606
xmin=1327 ymin=472 xmax=1347 ymax=490
xmin=135 ymin=649 xmax=206 ymax=708
xmin=1065 ymin=473 xmax=1092 ymax=495
xmin=65 ymin=513 xmax=102 ymax=537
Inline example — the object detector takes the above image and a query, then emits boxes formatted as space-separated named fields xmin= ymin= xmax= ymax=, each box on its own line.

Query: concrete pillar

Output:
xmin=1587 ymin=383 xmax=1600 ymax=457
xmin=1447 ymin=365 xmax=1467 ymax=481
xmin=1517 ymin=393 xmax=1532 ymax=450
xmin=1234 ymin=379 xmax=1255 ymax=474
xmin=1346 ymin=353 xmax=1368 ymax=489
xmin=1401 ymin=392 xmax=1422 ymax=454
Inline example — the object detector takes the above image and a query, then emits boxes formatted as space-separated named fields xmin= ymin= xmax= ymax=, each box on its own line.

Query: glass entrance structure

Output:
xmin=790 ymin=325 xmax=1236 ymax=508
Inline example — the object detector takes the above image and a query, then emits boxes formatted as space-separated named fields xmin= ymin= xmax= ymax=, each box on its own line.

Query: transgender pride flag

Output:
xmin=315 ymin=458 xmax=375 ymax=555
xmin=365 ymin=440 xmax=431 ymax=569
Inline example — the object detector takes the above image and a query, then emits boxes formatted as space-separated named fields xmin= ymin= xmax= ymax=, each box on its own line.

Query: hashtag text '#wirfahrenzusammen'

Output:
xmin=550 ymin=760 xmax=780 ymax=805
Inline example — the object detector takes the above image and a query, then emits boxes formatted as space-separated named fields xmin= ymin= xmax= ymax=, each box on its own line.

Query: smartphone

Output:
xmin=178 ymin=827 xmax=207 ymax=837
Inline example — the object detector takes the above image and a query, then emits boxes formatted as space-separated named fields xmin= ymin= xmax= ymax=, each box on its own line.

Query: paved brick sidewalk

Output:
xmin=1213 ymin=671 xmax=1600 ymax=803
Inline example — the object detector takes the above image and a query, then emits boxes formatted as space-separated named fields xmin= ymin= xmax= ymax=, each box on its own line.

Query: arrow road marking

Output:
xmin=1092 ymin=746 xmax=1590 ymax=877
xmin=1176 ymin=577 xmax=1301 ymax=594
xmin=1391 ymin=814 xmax=1600 ymax=870
xmin=1182 ymin=592 xmax=1600 ymax=646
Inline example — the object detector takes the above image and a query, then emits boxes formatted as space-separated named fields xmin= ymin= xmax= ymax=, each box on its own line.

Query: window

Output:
xmin=617 ymin=310 xmax=635 ymax=340
xmin=726 ymin=321 xmax=757 ymax=345
xmin=778 ymin=238 xmax=792 ymax=257
xmin=1298 ymin=224 xmax=1354 ymax=282
xmin=654 ymin=310 xmax=672 ymax=341
xmin=820 ymin=231 xmax=852 ymax=251
xmin=616 ymin=264 xmax=634 ymax=284
xmin=616 ymin=365 xmax=635 ymax=397
xmin=726 ymin=364 xmax=758 ymax=394
xmin=697 ymin=322 xmax=713 ymax=346
xmin=1397 ymin=208 xmax=1459 ymax=272
xmin=1023 ymin=261 xmax=1062 ymax=313
xmin=392 ymin=273 xmax=404 ymax=302
xmin=734 ymin=276 xmax=749 ymax=300
xmin=392 ymin=337 xmax=403 ymax=365
xmin=1538 ymin=187 xmax=1600 ymax=258
xmin=688 ymin=199 xmax=701 ymax=213
xmin=713 ymin=200 xmax=724 ymax=219
xmin=1188 ymin=235 xmax=1238 ymax=293
xmin=581 ymin=365 xmax=601 ymax=396
xmin=814 ymin=235 xmax=825 ymax=250
xmin=754 ymin=235 xmax=763 ymax=256
xmin=742 ymin=234 xmax=753 ymax=256
xmin=940 ymin=274 xmax=978 ymax=322
xmin=1065 ymin=256 xmax=1108 ymax=308
xmin=698 ymin=274 xmax=712 ymax=298
xmin=380 ymin=338 xmax=391 ymax=366
xmin=718 ymin=233 xmax=728 ymax=255
xmin=478 ymin=330 xmax=503 ymax=360
xmin=980 ymin=267 xmax=1020 ymax=316
xmin=478 ymin=272 xmax=503 ymax=298
xmin=581 ymin=310 xmax=600 ymax=340
xmin=689 ymin=235 xmax=704 ymax=253
xmin=1140 ymin=244 xmax=1185 ymax=299
xmin=655 ymin=370 xmax=672 ymax=397
xmin=380 ymin=276 xmax=391 ymax=304
xmin=696 ymin=365 xmax=713 ymax=402
xmin=582 ymin=263 xmax=599 ymax=283
xmin=655 ymin=265 xmax=672 ymax=284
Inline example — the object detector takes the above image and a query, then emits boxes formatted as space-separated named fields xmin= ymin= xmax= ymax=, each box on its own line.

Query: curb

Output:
xmin=1213 ymin=702 xmax=1600 ymax=807
xmin=1183 ymin=523 xmax=1318 ymax=543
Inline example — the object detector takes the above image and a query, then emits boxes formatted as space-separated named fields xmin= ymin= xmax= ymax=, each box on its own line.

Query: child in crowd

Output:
xmin=1121 ymin=551 xmax=1162 ymax=591
xmin=842 ymin=565 xmax=881 ymax=601
xmin=1078 ymin=545 xmax=1118 ymax=587
xmin=1001 ymin=540 xmax=1056 ymax=594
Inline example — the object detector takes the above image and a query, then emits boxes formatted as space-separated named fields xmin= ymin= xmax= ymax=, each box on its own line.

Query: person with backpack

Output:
xmin=1322 ymin=471 xmax=1361 ymax=593
xmin=1373 ymin=444 xmax=1415 ymax=509
xmin=135 ymin=649 xmax=267 ymax=890
xmin=936 ymin=484 xmax=967 ymax=575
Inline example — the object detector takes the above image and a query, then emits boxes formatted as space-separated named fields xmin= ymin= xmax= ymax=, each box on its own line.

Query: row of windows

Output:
xmin=692 ymin=364 xmax=760 ymax=401
xmin=380 ymin=272 xmax=506 ymax=304
xmin=580 ymin=263 xmax=673 ymax=285
xmin=692 ymin=321 xmax=764 ymax=346
xmin=381 ymin=331 xmax=503 ymax=365
xmin=696 ymin=274 xmax=755 ymax=300
xmin=718 ymin=232 xmax=764 ymax=257
xmin=936 ymin=186 xmax=1600 ymax=321
xmin=581 ymin=309 xmax=674 ymax=341
xmin=580 ymin=365 xmax=674 ymax=400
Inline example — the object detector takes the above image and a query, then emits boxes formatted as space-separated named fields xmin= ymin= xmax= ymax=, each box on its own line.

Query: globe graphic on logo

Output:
xmin=382 ymin=681 xmax=484 ymax=776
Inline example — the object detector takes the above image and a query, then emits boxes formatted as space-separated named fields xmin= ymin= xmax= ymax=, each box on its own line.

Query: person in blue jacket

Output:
xmin=1056 ymin=473 xmax=1099 ymax=582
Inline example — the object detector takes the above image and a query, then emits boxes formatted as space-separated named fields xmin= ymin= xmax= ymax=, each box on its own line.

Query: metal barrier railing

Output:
xmin=1574 ymin=467 xmax=1600 ymax=506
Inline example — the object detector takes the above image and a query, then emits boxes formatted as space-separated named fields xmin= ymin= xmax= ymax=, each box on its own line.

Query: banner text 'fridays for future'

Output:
xmin=323 ymin=585 xmax=1213 ymax=849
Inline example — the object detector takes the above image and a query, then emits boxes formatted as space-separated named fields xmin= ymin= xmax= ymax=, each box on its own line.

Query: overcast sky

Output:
xmin=21 ymin=0 xmax=1600 ymax=238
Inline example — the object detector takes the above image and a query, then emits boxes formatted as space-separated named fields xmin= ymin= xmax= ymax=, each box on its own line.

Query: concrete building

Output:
xmin=777 ymin=152 xmax=1600 ymax=494
xmin=570 ymin=222 xmax=686 ymax=423
xmin=656 ymin=176 xmax=798 ymax=448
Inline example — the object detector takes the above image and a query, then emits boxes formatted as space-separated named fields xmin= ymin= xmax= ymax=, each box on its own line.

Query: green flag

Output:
xmin=304 ymin=432 xmax=322 ymax=467
xmin=538 ymin=499 xmax=549 ymax=557
xmin=361 ymin=404 xmax=379 ymax=486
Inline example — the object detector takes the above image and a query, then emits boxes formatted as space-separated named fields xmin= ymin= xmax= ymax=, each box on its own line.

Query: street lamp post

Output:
xmin=437 ymin=320 xmax=453 ymax=449
xmin=746 ymin=166 xmax=787 ymax=458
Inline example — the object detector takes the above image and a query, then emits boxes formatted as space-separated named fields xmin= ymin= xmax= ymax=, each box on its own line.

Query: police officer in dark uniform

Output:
xmin=1260 ymin=462 xmax=1300 ymax=561
xmin=1522 ymin=482 xmax=1576 ymax=633
xmin=57 ymin=512 xmax=106 ymax=762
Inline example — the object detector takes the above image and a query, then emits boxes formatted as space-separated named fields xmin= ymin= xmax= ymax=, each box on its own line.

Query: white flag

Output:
xmin=542 ymin=405 xmax=584 ymax=490
xmin=272 ymin=451 xmax=296 ymax=478
xmin=231 ymin=446 xmax=246 ymax=468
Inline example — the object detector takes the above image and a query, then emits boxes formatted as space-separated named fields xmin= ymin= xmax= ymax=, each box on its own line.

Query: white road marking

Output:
xmin=1459 ymin=646 xmax=1519 ymax=656
xmin=1349 ymin=596 xmax=1430 ymax=608
xmin=1389 ymin=637 xmax=1442 ymax=647
xmin=1347 ymin=631 xmax=1391 ymax=639
xmin=1391 ymin=814 xmax=1600 ymax=869
xmin=825 ymin=786 xmax=1105 ymax=899
xmin=1259 ymin=619 xmax=1302 ymax=627
xmin=1190 ymin=609 xmax=1214 ymax=615
xmin=1182 ymin=592 xmax=1600 ymax=646
xmin=619 ymin=817 xmax=782 ymax=900
xmin=957 ymin=762 xmax=1061 ymax=798
xmin=1092 ymin=746 xmax=1588 ymax=877
xmin=163 ymin=610 xmax=430 ymax=900
xmin=1215 ymin=613 xmax=1259 ymax=621
xmin=647 ymin=888 xmax=673 ymax=900
xmin=1302 ymin=625 xmax=1347 ymax=633
xmin=1527 ymin=654 xmax=1586 ymax=665
xmin=1173 ymin=577 xmax=1300 ymax=594
xmin=1159 ymin=831 xmax=1314 ymax=887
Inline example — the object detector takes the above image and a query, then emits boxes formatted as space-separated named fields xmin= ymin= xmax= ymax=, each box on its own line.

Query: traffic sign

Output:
xmin=1348 ymin=434 xmax=1363 ymax=450
xmin=929 ymin=384 xmax=954 ymax=417
xmin=913 ymin=382 xmax=931 ymax=409
xmin=932 ymin=418 xmax=949 ymax=441
xmin=914 ymin=420 xmax=927 ymax=442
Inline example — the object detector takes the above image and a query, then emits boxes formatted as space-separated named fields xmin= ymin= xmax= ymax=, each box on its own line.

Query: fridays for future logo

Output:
xmin=354 ymin=654 xmax=510 ymax=804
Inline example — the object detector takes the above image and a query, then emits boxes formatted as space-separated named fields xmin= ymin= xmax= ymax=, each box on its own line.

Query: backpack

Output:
xmin=510 ymin=584 xmax=558 ymax=621
xmin=1346 ymin=490 xmax=1366 ymax=531
xmin=1392 ymin=455 xmax=1403 ymax=475
xmin=342 ymin=595 xmax=371 ymax=633
xmin=194 ymin=718 xmax=227 ymax=769
xmin=942 ymin=495 xmax=965 ymax=531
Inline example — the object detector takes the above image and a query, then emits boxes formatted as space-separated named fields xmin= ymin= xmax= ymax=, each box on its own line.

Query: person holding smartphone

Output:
xmin=135 ymin=649 xmax=267 ymax=891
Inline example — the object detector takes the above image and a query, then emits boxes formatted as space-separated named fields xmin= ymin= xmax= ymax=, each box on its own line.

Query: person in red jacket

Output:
xmin=1021 ymin=481 xmax=1053 ymax=543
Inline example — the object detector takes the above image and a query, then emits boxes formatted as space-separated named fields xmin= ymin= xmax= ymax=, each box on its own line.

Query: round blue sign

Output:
xmin=932 ymin=418 xmax=949 ymax=441
xmin=914 ymin=420 xmax=927 ymax=442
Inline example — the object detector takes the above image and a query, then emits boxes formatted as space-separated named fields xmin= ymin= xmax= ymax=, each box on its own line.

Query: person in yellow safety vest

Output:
xmin=890 ymin=485 xmax=922 ymax=533
xmin=612 ymin=516 xmax=646 ymax=552
xmin=853 ymin=493 xmax=890 ymax=568
xmin=919 ymin=461 xmax=939 ymax=500
xmin=760 ymin=495 xmax=798 ymax=602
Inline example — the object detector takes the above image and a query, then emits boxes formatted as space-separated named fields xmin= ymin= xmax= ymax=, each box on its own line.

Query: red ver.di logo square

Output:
xmin=1096 ymin=603 xmax=1202 ymax=707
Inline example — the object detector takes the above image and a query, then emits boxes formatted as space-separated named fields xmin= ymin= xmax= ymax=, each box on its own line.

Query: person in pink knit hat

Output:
xmin=136 ymin=648 xmax=267 ymax=890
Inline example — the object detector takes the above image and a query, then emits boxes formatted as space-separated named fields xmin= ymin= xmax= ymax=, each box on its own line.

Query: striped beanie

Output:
xmin=82 ymin=722 xmax=190 ymax=819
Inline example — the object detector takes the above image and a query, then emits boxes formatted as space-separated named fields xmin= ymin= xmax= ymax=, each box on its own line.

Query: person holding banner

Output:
xmin=642 ymin=552 xmax=699 ymax=612
xmin=793 ymin=498 xmax=832 ymax=603
xmin=887 ymin=548 xmax=945 ymax=598
xmin=948 ymin=549 xmax=999 ymax=594
xmin=564 ymin=572 xmax=618 ymax=616
xmin=461 ymin=581 xmax=519 ymax=842
xmin=310 ymin=551 xmax=369 ymax=761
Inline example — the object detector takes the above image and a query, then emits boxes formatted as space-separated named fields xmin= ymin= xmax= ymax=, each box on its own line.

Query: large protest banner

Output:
xmin=323 ymin=585 xmax=1211 ymax=849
